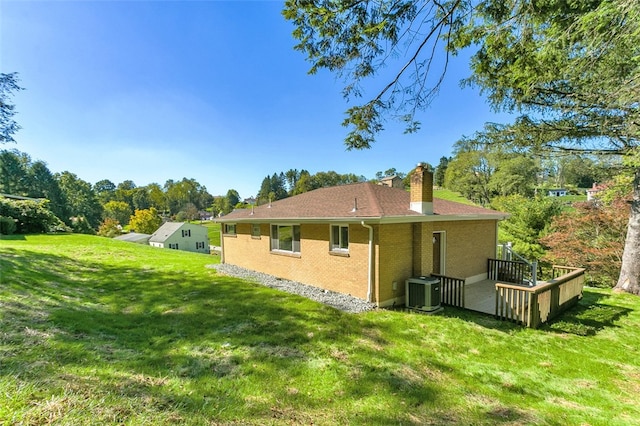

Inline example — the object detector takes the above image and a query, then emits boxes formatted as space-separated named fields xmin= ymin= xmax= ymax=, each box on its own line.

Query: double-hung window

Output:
xmin=270 ymin=224 xmax=300 ymax=253
xmin=330 ymin=225 xmax=349 ymax=252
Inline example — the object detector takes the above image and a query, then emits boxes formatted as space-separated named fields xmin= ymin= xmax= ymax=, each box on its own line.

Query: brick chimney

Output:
xmin=410 ymin=162 xmax=433 ymax=214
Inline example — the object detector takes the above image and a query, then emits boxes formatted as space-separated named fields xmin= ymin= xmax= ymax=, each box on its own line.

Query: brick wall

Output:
xmin=377 ymin=223 xmax=414 ymax=305
xmin=222 ymin=223 xmax=370 ymax=300
xmin=432 ymin=220 xmax=498 ymax=278
xmin=222 ymin=219 xmax=498 ymax=305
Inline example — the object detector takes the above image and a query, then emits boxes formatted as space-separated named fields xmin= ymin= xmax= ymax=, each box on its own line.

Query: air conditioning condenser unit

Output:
xmin=406 ymin=276 xmax=441 ymax=312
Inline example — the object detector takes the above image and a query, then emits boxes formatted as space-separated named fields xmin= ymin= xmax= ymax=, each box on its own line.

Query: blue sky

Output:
xmin=2 ymin=1 xmax=504 ymax=199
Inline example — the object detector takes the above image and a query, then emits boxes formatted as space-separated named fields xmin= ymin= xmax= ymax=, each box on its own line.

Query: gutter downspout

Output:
xmin=361 ymin=221 xmax=374 ymax=303
xmin=219 ymin=226 xmax=225 ymax=263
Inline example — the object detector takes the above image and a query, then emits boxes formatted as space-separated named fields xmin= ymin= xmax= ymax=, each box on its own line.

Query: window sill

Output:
xmin=251 ymin=236 xmax=261 ymax=240
xmin=329 ymin=250 xmax=350 ymax=257
xmin=270 ymin=250 xmax=301 ymax=258
xmin=223 ymin=234 xmax=237 ymax=238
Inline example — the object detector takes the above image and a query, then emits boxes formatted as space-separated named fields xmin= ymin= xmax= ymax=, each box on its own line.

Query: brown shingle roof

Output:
xmin=217 ymin=182 xmax=506 ymax=222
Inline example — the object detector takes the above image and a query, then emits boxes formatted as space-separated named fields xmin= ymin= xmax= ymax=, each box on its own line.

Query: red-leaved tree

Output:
xmin=542 ymin=197 xmax=629 ymax=287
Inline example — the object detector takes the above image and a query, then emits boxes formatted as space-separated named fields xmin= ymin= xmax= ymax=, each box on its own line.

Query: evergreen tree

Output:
xmin=434 ymin=157 xmax=450 ymax=188
xmin=0 ymin=73 xmax=23 ymax=144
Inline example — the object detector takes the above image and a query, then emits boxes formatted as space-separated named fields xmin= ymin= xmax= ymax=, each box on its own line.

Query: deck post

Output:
xmin=531 ymin=261 xmax=537 ymax=286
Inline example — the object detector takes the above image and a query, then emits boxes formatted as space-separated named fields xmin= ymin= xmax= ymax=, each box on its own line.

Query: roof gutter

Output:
xmin=215 ymin=213 xmax=508 ymax=224
xmin=361 ymin=221 xmax=374 ymax=303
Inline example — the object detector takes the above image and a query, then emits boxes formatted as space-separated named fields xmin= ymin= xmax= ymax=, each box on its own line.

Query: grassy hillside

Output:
xmin=433 ymin=188 xmax=478 ymax=205
xmin=1 ymin=234 xmax=639 ymax=425
xmin=199 ymin=221 xmax=221 ymax=246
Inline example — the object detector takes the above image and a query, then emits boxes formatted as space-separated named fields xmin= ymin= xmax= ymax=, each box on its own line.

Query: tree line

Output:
xmin=435 ymin=147 xmax=617 ymax=206
xmin=0 ymin=149 xmax=214 ymax=234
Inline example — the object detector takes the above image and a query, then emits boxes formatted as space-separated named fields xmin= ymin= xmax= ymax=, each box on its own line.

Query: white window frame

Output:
xmin=270 ymin=224 xmax=301 ymax=254
xmin=251 ymin=223 xmax=261 ymax=239
xmin=330 ymin=224 xmax=349 ymax=253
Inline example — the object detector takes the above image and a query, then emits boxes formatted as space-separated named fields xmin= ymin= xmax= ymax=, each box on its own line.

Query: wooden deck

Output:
xmin=463 ymin=279 xmax=498 ymax=314
xmin=459 ymin=266 xmax=585 ymax=328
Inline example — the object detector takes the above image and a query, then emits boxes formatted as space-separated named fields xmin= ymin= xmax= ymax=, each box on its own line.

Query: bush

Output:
xmin=0 ymin=216 xmax=17 ymax=235
xmin=0 ymin=198 xmax=67 ymax=233
xmin=98 ymin=218 xmax=122 ymax=238
xmin=70 ymin=216 xmax=96 ymax=235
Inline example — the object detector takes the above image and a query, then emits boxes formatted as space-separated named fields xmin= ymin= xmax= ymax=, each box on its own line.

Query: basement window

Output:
xmin=330 ymin=225 xmax=349 ymax=253
xmin=271 ymin=224 xmax=300 ymax=254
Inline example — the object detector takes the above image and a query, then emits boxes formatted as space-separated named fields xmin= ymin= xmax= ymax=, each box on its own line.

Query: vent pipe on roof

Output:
xmin=351 ymin=198 xmax=358 ymax=212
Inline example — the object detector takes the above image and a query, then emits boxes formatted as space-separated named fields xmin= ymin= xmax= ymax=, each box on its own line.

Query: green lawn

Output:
xmin=1 ymin=234 xmax=639 ymax=425
xmin=187 ymin=220 xmax=220 ymax=246
xmin=200 ymin=221 xmax=221 ymax=246
xmin=433 ymin=188 xmax=478 ymax=205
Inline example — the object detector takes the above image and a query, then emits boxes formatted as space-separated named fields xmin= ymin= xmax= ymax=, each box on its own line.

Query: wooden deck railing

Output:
xmin=488 ymin=259 xmax=527 ymax=285
xmin=495 ymin=266 xmax=585 ymax=328
xmin=432 ymin=274 xmax=465 ymax=308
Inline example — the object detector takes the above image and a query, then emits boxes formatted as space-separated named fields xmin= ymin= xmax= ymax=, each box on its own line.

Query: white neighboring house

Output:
xmin=149 ymin=222 xmax=210 ymax=254
xmin=547 ymin=188 xmax=568 ymax=197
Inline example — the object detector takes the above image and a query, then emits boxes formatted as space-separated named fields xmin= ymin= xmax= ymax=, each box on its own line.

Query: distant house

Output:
xmin=114 ymin=232 xmax=151 ymax=245
xmin=548 ymin=189 xmax=568 ymax=197
xmin=378 ymin=175 xmax=404 ymax=189
xmin=216 ymin=164 xmax=508 ymax=307
xmin=149 ymin=222 xmax=210 ymax=254
xmin=587 ymin=182 xmax=606 ymax=201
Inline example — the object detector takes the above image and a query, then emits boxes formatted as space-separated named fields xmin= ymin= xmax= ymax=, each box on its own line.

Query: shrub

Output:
xmin=70 ymin=216 xmax=96 ymax=235
xmin=0 ymin=198 xmax=66 ymax=233
xmin=0 ymin=216 xmax=17 ymax=235
xmin=98 ymin=218 xmax=122 ymax=238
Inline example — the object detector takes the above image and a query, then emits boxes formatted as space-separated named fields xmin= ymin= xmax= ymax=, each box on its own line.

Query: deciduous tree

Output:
xmin=56 ymin=171 xmax=102 ymax=228
xmin=129 ymin=207 xmax=162 ymax=234
xmin=542 ymin=197 xmax=628 ymax=287
xmin=103 ymin=200 xmax=132 ymax=226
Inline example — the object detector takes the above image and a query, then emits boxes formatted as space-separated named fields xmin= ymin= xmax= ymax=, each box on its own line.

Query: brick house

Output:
xmin=216 ymin=164 xmax=507 ymax=307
